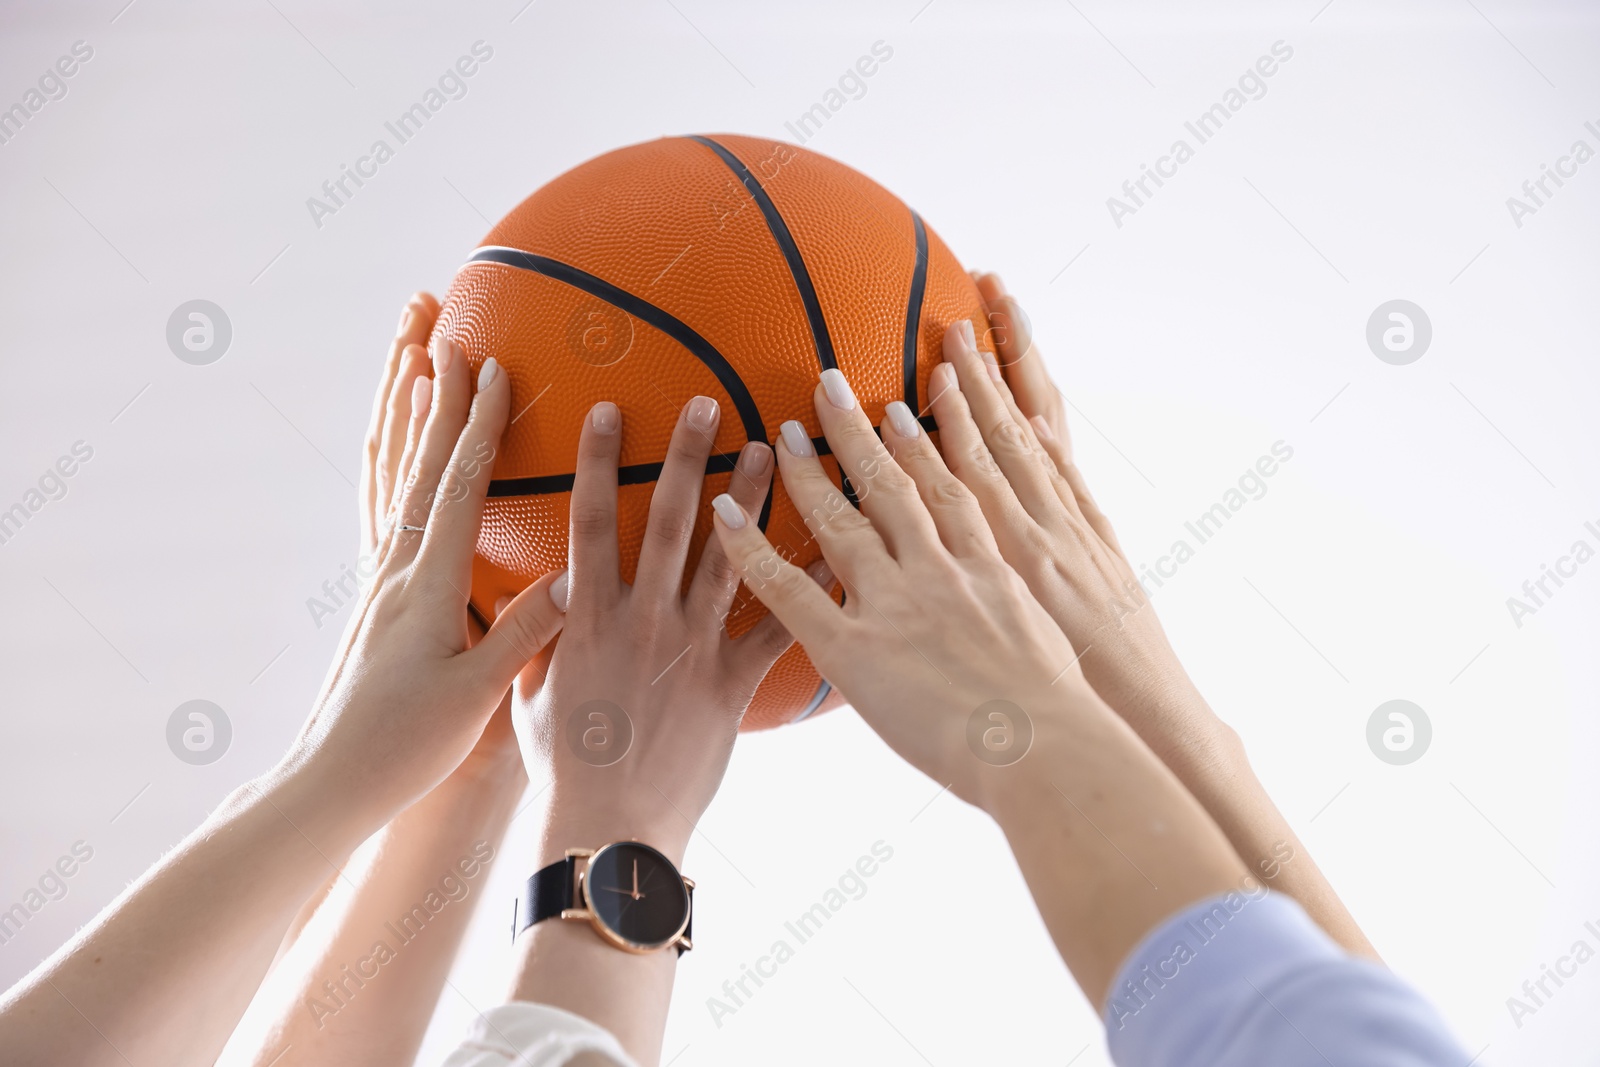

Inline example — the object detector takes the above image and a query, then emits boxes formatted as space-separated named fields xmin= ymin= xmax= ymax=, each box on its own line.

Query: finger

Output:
xmin=711 ymin=495 xmax=844 ymax=656
xmin=879 ymin=398 xmax=997 ymax=559
xmin=1035 ymin=421 xmax=1128 ymax=560
xmin=374 ymin=344 xmax=431 ymax=546
xmin=391 ymin=335 xmax=474 ymax=567
xmin=926 ymin=360 xmax=1041 ymax=557
xmin=635 ymin=395 xmax=720 ymax=604
xmin=975 ymin=280 xmax=1073 ymax=463
xmin=773 ymin=415 xmax=893 ymax=591
xmin=364 ymin=294 xmax=438 ymax=543
xmin=468 ymin=569 xmax=569 ymax=687
xmin=568 ymin=401 xmax=623 ymax=612
xmin=811 ymin=369 xmax=940 ymax=559
xmin=364 ymin=297 xmax=436 ymax=552
xmin=415 ymin=357 xmax=510 ymax=596
xmin=724 ymin=558 xmax=833 ymax=683
xmin=381 ymin=374 xmax=432 ymax=561
xmin=687 ymin=440 xmax=773 ymax=624
xmin=942 ymin=321 xmax=1065 ymax=526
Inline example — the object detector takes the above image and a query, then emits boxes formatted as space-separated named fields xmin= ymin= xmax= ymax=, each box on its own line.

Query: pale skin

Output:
xmin=505 ymin=392 xmax=821 ymax=1066
xmin=953 ymin=271 xmax=1374 ymax=959
xmin=239 ymin=293 xmax=534 ymax=1067
xmin=711 ymin=367 xmax=1252 ymax=1003
xmin=0 ymin=314 xmax=570 ymax=1067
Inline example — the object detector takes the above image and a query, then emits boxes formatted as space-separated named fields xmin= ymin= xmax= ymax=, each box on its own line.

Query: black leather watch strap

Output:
xmin=511 ymin=856 xmax=576 ymax=939
xmin=512 ymin=854 xmax=693 ymax=955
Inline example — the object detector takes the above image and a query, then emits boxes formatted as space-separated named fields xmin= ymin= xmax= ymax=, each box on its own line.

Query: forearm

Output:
xmin=0 ymin=768 xmax=368 ymax=1067
xmin=506 ymin=800 xmax=691 ymax=1067
xmin=986 ymin=694 xmax=1249 ymax=1006
xmin=1126 ymin=685 xmax=1377 ymax=960
xmin=245 ymin=761 xmax=525 ymax=1067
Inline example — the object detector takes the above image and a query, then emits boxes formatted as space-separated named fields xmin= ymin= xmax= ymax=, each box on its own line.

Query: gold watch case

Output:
xmin=558 ymin=844 xmax=694 ymax=954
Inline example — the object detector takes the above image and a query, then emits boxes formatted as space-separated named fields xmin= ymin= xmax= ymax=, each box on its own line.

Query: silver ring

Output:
xmin=397 ymin=524 xmax=426 ymax=533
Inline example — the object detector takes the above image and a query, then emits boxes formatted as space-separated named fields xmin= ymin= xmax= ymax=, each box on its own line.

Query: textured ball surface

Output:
xmin=436 ymin=134 xmax=988 ymax=729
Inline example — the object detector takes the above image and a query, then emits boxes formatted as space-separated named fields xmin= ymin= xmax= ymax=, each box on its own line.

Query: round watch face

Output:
xmin=581 ymin=842 xmax=689 ymax=951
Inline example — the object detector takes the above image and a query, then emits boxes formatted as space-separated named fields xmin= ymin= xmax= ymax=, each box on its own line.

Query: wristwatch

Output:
xmin=513 ymin=841 xmax=694 ymax=955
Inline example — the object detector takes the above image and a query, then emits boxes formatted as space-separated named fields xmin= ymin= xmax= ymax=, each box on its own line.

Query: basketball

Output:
xmin=434 ymin=134 xmax=990 ymax=729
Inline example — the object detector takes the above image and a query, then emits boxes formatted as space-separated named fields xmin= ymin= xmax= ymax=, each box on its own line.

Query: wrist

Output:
xmin=535 ymin=793 xmax=693 ymax=869
xmin=974 ymin=686 xmax=1130 ymax=829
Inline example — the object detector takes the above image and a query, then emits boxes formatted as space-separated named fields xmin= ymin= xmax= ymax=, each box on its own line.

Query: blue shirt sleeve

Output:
xmin=1104 ymin=890 xmax=1470 ymax=1067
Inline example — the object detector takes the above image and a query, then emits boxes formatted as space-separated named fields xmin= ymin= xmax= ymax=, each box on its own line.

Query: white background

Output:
xmin=2 ymin=1 xmax=1598 ymax=1063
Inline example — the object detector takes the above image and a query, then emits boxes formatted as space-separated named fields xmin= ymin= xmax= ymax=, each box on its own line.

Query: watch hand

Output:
xmin=631 ymin=860 xmax=641 ymax=900
xmin=597 ymin=885 xmax=633 ymax=895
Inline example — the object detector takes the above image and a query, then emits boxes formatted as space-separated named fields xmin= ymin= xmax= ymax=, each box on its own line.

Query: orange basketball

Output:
xmin=435 ymin=134 xmax=989 ymax=729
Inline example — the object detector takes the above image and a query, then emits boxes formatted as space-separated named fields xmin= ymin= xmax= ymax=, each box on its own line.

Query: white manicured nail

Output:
xmin=820 ymin=368 xmax=856 ymax=411
xmin=780 ymin=420 xmax=815 ymax=458
xmin=433 ymin=335 xmax=455 ymax=375
xmin=886 ymin=400 xmax=920 ymax=439
xmin=591 ymin=402 xmax=619 ymax=434
xmin=686 ymin=395 xmax=719 ymax=434
xmin=957 ymin=319 xmax=976 ymax=351
xmin=549 ymin=570 xmax=570 ymax=610
xmin=712 ymin=493 xmax=747 ymax=529
xmin=477 ymin=357 xmax=499 ymax=390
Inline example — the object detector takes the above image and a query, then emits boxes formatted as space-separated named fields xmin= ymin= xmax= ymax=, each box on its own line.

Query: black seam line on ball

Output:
xmin=463 ymin=246 xmax=767 ymax=445
xmin=902 ymin=211 xmax=929 ymax=413
xmin=486 ymin=449 xmax=746 ymax=498
xmin=685 ymin=135 xmax=838 ymax=374
xmin=483 ymin=418 xmax=936 ymax=500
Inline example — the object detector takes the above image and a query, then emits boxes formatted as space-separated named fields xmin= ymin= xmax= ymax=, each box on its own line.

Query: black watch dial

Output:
xmin=582 ymin=842 xmax=689 ymax=950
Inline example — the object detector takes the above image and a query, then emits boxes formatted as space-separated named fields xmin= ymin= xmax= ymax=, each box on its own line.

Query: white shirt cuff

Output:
xmin=440 ymin=1001 xmax=639 ymax=1067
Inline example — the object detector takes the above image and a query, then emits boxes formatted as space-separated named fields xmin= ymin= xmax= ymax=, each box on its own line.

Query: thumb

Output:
xmin=467 ymin=569 xmax=568 ymax=685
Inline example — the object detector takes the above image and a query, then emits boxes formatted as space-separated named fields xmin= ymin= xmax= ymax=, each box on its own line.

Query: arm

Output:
xmin=499 ymin=395 xmax=806 ymax=1064
xmin=241 ymin=292 xmax=529 ymax=1067
xmin=0 ymin=330 xmax=568 ymax=1067
xmin=710 ymin=370 xmax=1249 ymax=1002
xmin=241 ymin=751 xmax=523 ymax=1066
xmin=947 ymin=274 xmax=1374 ymax=958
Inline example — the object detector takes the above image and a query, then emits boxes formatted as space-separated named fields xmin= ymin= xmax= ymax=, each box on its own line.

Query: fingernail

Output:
xmin=432 ymin=336 xmax=455 ymax=375
xmin=494 ymin=595 xmax=511 ymax=617
xmin=549 ymin=570 xmax=570 ymax=610
xmin=398 ymin=306 xmax=414 ymax=334
xmin=1030 ymin=414 xmax=1054 ymax=442
xmin=808 ymin=559 xmax=834 ymax=589
xmin=686 ymin=395 xmax=720 ymax=434
xmin=591 ymin=401 xmax=619 ymax=434
xmin=477 ymin=356 xmax=499 ymax=390
xmin=737 ymin=440 xmax=772 ymax=476
xmin=712 ymin=493 xmax=746 ymax=529
xmin=780 ymin=420 xmax=815 ymax=458
xmin=958 ymin=319 xmax=976 ymax=351
xmin=886 ymin=400 xmax=920 ymax=439
xmin=930 ymin=362 xmax=960 ymax=398
xmin=411 ymin=375 xmax=433 ymax=415
xmin=819 ymin=368 xmax=857 ymax=411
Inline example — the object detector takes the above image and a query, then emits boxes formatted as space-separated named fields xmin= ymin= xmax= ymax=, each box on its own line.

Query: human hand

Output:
xmin=513 ymin=396 xmax=807 ymax=862
xmin=938 ymin=276 xmax=1227 ymax=768
xmin=354 ymin=291 xmax=525 ymax=787
xmin=709 ymin=369 xmax=1103 ymax=813
xmin=281 ymin=319 xmax=567 ymax=836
